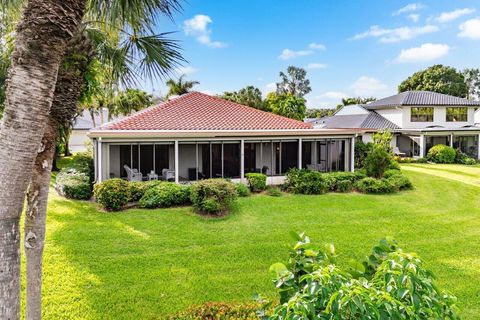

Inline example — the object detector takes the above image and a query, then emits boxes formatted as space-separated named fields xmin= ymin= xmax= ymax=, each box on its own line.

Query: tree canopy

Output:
xmin=276 ymin=66 xmax=311 ymax=98
xmin=219 ymin=85 xmax=265 ymax=110
xmin=398 ymin=65 xmax=468 ymax=98
xmin=166 ymin=74 xmax=199 ymax=97
xmin=340 ymin=96 xmax=376 ymax=107
xmin=463 ymin=68 xmax=480 ymax=100
xmin=265 ymin=92 xmax=306 ymax=120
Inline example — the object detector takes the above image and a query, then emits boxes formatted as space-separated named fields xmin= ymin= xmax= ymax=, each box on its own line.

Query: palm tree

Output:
xmin=0 ymin=0 xmax=184 ymax=318
xmin=166 ymin=74 xmax=199 ymax=97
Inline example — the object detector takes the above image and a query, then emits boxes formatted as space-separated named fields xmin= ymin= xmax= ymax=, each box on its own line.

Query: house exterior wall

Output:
xmin=69 ymin=129 xmax=90 ymax=153
xmin=335 ymin=105 xmax=369 ymax=115
xmin=401 ymin=106 xmax=476 ymax=129
xmin=375 ymin=108 xmax=403 ymax=127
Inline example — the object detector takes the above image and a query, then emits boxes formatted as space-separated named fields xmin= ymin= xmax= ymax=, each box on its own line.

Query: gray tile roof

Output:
xmin=364 ymin=91 xmax=480 ymax=110
xmin=310 ymin=111 xmax=399 ymax=130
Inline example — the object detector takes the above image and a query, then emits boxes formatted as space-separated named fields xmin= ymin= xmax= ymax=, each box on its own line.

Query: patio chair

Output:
xmin=124 ymin=165 xmax=143 ymax=181
xmin=162 ymin=168 xmax=175 ymax=181
xmin=393 ymin=147 xmax=406 ymax=157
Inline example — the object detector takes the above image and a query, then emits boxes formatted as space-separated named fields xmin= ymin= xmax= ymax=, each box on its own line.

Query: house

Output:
xmin=88 ymin=92 xmax=364 ymax=184
xmin=311 ymin=91 xmax=480 ymax=159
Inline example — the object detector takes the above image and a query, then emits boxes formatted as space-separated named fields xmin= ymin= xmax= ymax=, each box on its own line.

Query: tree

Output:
xmin=0 ymin=1 xmax=86 ymax=318
xmin=304 ymin=108 xmax=337 ymax=119
xmin=219 ymin=85 xmax=265 ymax=110
xmin=265 ymin=93 xmax=306 ymax=120
xmin=398 ymin=64 xmax=468 ymax=98
xmin=463 ymin=68 xmax=480 ymax=100
xmin=110 ymin=89 xmax=153 ymax=117
xmin=340 ymin=96 xmax=376 ymax=106
xmin=276 ymin=66 xmax=311 ymax=98
xmin=165 ymin=74 xmax=199 ymax=97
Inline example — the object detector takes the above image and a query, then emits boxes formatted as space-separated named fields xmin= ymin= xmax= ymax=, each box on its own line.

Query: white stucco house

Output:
xmin=88 ymin=92 xmax=364 ymax=184
xmin=309 ymin=91 xmax=480 ymax=159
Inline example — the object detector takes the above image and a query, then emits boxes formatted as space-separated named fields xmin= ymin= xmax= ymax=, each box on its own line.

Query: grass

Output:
xmin=30 ymin=164 xmax=480 ymax=319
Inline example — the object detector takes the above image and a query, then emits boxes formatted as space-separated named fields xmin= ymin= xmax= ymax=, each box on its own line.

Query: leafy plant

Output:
xmin=245 ymin=173 xmax=267 ymax=192
xmin=427 ymin=144 xmax=456 ymax=163
xmin=235 ymin=183 xmax=251 ymax=197
xmin=364 ymin=145 xmax=393 ymax=178
xmin=285 ymin=169 xmax=328 ymax=195
xmin=171 ymin=301 xmax=263 ymax=320
xmin=336 ymin=179 xmax=353 ymax=193
xmin=269 ymin=233 xmax=459 ymax=319
xmin=267 ymin=186 xmax=282 ymax=197
xmin=55 ymin=168 xmax=92 ymax=200
xmin=355 ymin=177 xmax=396 ymax=194
xmin=138 ymin=182 xmax=190 ymax=209
xmin=354 ymin=140 xmax=373 ymax=169
xmin=190 ymin=179 xmax=237 ymax=215
xmin=94 ymin=178 xmax=131 ymax=211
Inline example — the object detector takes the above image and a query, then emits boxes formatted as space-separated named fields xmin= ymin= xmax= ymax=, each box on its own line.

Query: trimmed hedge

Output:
xmin=394 ymin=156 xmax=428 ymax=164
xmin=171 ymin=302 xmax=262 ymax=320
xmin=427 ymin=144 xmax=456 ymax=163
xmin=138 ymin=182 xmax=190 ymax=209
xmin=355 ymin=177 xmax=396 ymax=194
xmin=285 ymin=169 xmax=328 ymax=195
xmin=190 ymin=179 xmax=237 ymax=215
xmin=94 ymin=178 xmax=130 ymax=211
xmin=323 ymin=171 xmax=366 ymax=192
xmin=235 ymin=183 xmax=251 ymax=197
xmin=245 ymin=173 xmax=267 ymax=192
xmin=55 ymin=168 xmax=92 ymax=200
xmin=267 ymin=186 xmax=282 ymax=197
xmin=129 ymin=180 xmax=163 ymax=202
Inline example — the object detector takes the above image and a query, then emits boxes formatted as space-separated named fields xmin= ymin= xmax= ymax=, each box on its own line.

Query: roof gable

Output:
xmin=100 ymin=92 xmax=312 ymax=131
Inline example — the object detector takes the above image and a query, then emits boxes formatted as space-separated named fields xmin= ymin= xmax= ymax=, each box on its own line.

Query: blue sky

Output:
xmin=141 ymin=0 xmax=480 ymax=108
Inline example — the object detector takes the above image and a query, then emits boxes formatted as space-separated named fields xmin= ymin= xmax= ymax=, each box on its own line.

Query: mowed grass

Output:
xmin=30 ymin=164 xmax=480 ymax=319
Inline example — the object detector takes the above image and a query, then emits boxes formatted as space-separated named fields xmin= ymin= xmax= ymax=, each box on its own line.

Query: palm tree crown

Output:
xmin=166 ymin=74 xmax=199 ymax=97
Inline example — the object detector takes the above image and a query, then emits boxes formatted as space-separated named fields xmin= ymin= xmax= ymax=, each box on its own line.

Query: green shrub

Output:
xmin=94 ymin=178 xmax=130 ymax=211
xmin=235 ymin=183 xmax=251 ymax=197
xmin=355 ymin=177 xmax=396 ymax=194
xmin=354 ymin=140 xmax=373 ymax=169
xmin=383 ymin=169 xmax=401 ymax=178
xmin=55 ymin=168 xmax=92 ymax=200
xmin=427 ymin=144 xmax=456 ymax=163
xmin=129 ymin=181 xmax=149 ymax=202
xmin=269 ymin=233 xmax=459 ymax=319
xmin=336 ymin=179 xmax=353 ymax=193
xmin=245 ymin=173 xmax=267 ymax=192
xmin=323 ymin=171 xmax=366 ymax=191
xmin=285 ymin=169 xmax=328 ymax=195
xmin=364 ymin=145 xmax=393 ymax=178
xmin=463 ymin=157 xmax=477 ymax=165
xmin=190 ymin=179 xmax=237 ymax=215
xmin=171 ymin=301 xmax=262 ymax=320
xmin=267 ymin=186 xmax=282 ymax=197
xmin=70 ymin=152 xmax=94 ymax=180
xmin=386 ymin=173 xmax=414 ymax=191
xmin=138 ymin=182 xmax=190 ymax=209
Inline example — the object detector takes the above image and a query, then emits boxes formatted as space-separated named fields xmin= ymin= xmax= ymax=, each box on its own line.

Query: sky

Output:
xmin=141 ymin=0 xmax=480 ymax=108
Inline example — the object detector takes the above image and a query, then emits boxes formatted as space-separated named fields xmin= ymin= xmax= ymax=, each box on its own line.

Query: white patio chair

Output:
xmin=124 ymin=165 xmax=143 ymax=181
xmin=162 ymin=168 xmax=175 ymax=181
xmin=393 ymin=147 xmax=406 ymax=157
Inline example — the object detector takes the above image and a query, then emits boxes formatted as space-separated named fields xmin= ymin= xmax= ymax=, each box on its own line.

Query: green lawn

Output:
xmin=32 ymin=164 xmax=480 ymax=319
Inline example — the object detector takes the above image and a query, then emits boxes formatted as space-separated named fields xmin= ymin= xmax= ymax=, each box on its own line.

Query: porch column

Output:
xmin=350 ymin=136 xmax=355 ymax=172
xmin=419 ymin=134 xmax=425 ymax=158
xmin=478 ymin=134 xmax=480 ymax=160
xmin=174 ymin=140 xmax=179 ymax=183
xmin=450 ymin=133 xmax=454 ymax=148
xmin=93 ymin=139 xmax=98 ymax=182
xmin=298 ymin=138 xmax=302 ymax=169
xmin=97 ymin=138 xmax=103 ymax=182
xmin=240 ymin=139 xmax=245 ymax=182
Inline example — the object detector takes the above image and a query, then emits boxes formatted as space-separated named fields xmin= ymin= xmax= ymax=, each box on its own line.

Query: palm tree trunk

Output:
xmin=0 ymin=1 xmax=85 ymax=319
xmin=24 ymin=31 xmax=93 ymax=320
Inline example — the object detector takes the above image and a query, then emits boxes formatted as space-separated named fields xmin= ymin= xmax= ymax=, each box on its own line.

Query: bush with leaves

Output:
xmin=94 ymin=178 xmax=131 ymax=211
xmin=70 ymin=152 xmax=94 ymax=179
xmin=427 ymin=144 xmax=456 ymax=163
xmin=268 ymin=233 xmax=459 ymax=320
xmin=354 ymin=140 xmax=373 ymax=169
xmin=245 ymin=173 xmax=267 ymax=192
xmin=55 ymin=168 xmax=92 ymax=200
xmin=171 ymin=301 xmax=264 ymax=320
xmin=138 ymin=182 xmax=190 ymax=209
xmin=128 ymin=180 xmax=164 ymax=202
xmin=267 ymin=186 xmax=282 ymax=197
xmin=394 ymin=156 xmax=428 ymax=164
xmin=364 ymin=145 xmax=394 ymax=178
xmin=355 ymin=177 xmax=396 ymax=194
xmin=190 ymin=179 xmax=237 ymax=215
xmin=285 ymin=169 xmax=328 ymax=195
xmin=235 ymin=183 xmax=251 ymax=197
xmin=323 ymin=171 xmax=366 ymax=192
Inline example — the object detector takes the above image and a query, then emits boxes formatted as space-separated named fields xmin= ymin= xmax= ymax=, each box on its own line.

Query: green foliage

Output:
xmin=70 ymin=152 xmax=94 ymax=180
xmin=55 ymin=169 xmax=92 ymax=200
xmin=394 ymin=156 xmax=428 ymax=164
xmin=265 ymin=92 xmax=307 ymax=120
xmin=94 ymin=178 xmax=131 ymax=211
xmin=269 ymin=234 xmax=459 ymax=319
xmin=372 ymin=130 xmax=393 ymax=152
xmin=386 ymin=172 xmax=414 ymax=191
xmin=340 ymin=96 xmax=377 ymax=106
xmin=355 ymin=177 xmax=396 ymax=194
xmin=171 ymin=301 xmax=262 ymax=320
xmin=267 ymin=186 xmax=282 ymax=197
xmin=285 ymin=169 xmax=328 ymax=195
xmin=235 ymin=183 xmax=251 ymax=197
xmin=398 ymin=64 xmax=468 ymax=98
xmin=190 ymin=179 xmax=237 ymax=215
xmin=354 ymin=140 xmax=373 ymax=169
xmin=463 ymin=68 xmax=480 ymax=100
xmin=219 ymin=85 xmax=266 ymax=110
xmin=463 ymin=157 xmax=477 ymax=165
xmin=138 ymin=182 xmax=190 ymax=209
xmin=454 ymin=149 xmax=477 ymax=165
xmin=276 ymin=66 xmax=311 ymax=98
xmin=166 ymin=74 xmax=199 ymax=97
xmin=304 ymin=107 xmax=338 ymax=119
xmin=128 ymin=180 xmax=164 ymax=202
xmin=323 ymin=171 xmax=366 ymax=192
xmin=245 ymin=173 xmax=267 ymax=192
xmin=364 ymin=146 xmax=394 ymax=178
xmin=427 ymin=144 xmax=456 ymax=163
xmin=110 ymin=88 xmax=153 ymax=117
xmin=336 ymin=179 xmax=353 ymax=193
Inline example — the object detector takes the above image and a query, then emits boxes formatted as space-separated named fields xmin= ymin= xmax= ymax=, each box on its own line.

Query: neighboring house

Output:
xmin=312 ymin=91 xmax=480 ymax=159
xmin=88 ymin=92 xmax=364 ymax=184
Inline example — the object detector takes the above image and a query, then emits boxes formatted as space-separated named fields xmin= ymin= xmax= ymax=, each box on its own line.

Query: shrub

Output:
xmin=336 ymin=179 xmax=353 ymax=193
xmin=323 ymin=171 xmax=366 ymax=192
xmin=285 ymin=169 xmax=328 ymax=195
xmin=267 ymin=186 xmax=282 ymax=197
xmin=427 ymin=144 xmax=456 ymax=163
xmin=235 ymin=183 xmax=251 ymax=197
xmin=94 ymin=178 xmax=130 ymax=211
xmin=269 ymin=233 xmax=459 ymax=319
xmin=171 ymin=301 xmax=262 ymax=320
xmin=354 ymin=140 xmax=373 ymax=169
xmin=129 ymin=181 xmax=149 ymax=202
xmin=463 ymin=157 xmax=477 ymax=165
xmin=55 ymin=168 xmax=92 ymax=200
xmin=190 ymin=179 xmax=237 ymax=215
xmin=395 ymin=156 xmax=428 ymax=164
xmin=245 ymin=173 xmax=267 ymax=192
xmin=138 ymin=182 xmax=190 ymax=209
xmin=355 ymin=177 xmax=396 ymax=194
xmin=364 ymin=145 xmax=393 ymax=178
xmin=386 ymin=173 xmax=414 ymax=191
xmin=70 ymin=152 xmax=94 ymax=180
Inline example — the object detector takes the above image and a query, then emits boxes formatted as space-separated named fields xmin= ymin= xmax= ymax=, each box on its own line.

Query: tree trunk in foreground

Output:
xmin=0 ymin=1 xmax=85 ymax=318
xmin=24 ymin=31 xmax=93 ymax=320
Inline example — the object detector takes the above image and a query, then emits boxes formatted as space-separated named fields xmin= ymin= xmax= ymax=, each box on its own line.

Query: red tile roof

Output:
xmin=100 ymin=92 xmax=312 ymax=131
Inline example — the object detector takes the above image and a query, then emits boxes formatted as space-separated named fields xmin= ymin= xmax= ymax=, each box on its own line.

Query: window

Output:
xmin=411 ymin=107 xmax=433 ymax=122
xmin=446 ymin=107 xmax=468 ymax=122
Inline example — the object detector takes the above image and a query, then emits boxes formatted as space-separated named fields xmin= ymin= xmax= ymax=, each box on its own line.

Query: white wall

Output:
xmin=376 ymin=108 xmax=403 ymax=127
xmin=335 ymin=105 xmax=369 ymax=116
xmin=402 ymin=106 xmax=476 ymax=129
xmin=69 ymin=130 xmax=90 ymax=153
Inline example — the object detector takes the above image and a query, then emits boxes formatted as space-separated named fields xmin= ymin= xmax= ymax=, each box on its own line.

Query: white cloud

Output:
xmin=351 ymin=76 xmax=390 ymax=97
xmin=279 ymin=48 xmax=314 ymax=60
xmin=183 ymin=14 xmax=226 ymax=48
xmin=309 ymin=91 xmax=348 ymax=107
xmin=306 ymin=63 xmax=328 ymax=70
xmin=264 ymin=82 xmax=276 ymax=95
xmin=459 ymin=18 xmax=480 ymax=39
xmin=308 ymin=42 xmax=326 ymax=50
xmin=408 ymin=14 xmax=420 ymax=23
xmin=353 ymin=25 xmax=438 ymax=43
xmin=434 ymin=8 xmax=475 ymax=23
xmin=174 ymin=66 xmax=198 ymax=76
xmin=394 ymin=3 xmax=424 ymax=16
xmin=396 ymin=43 xmax=450 ymax=63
